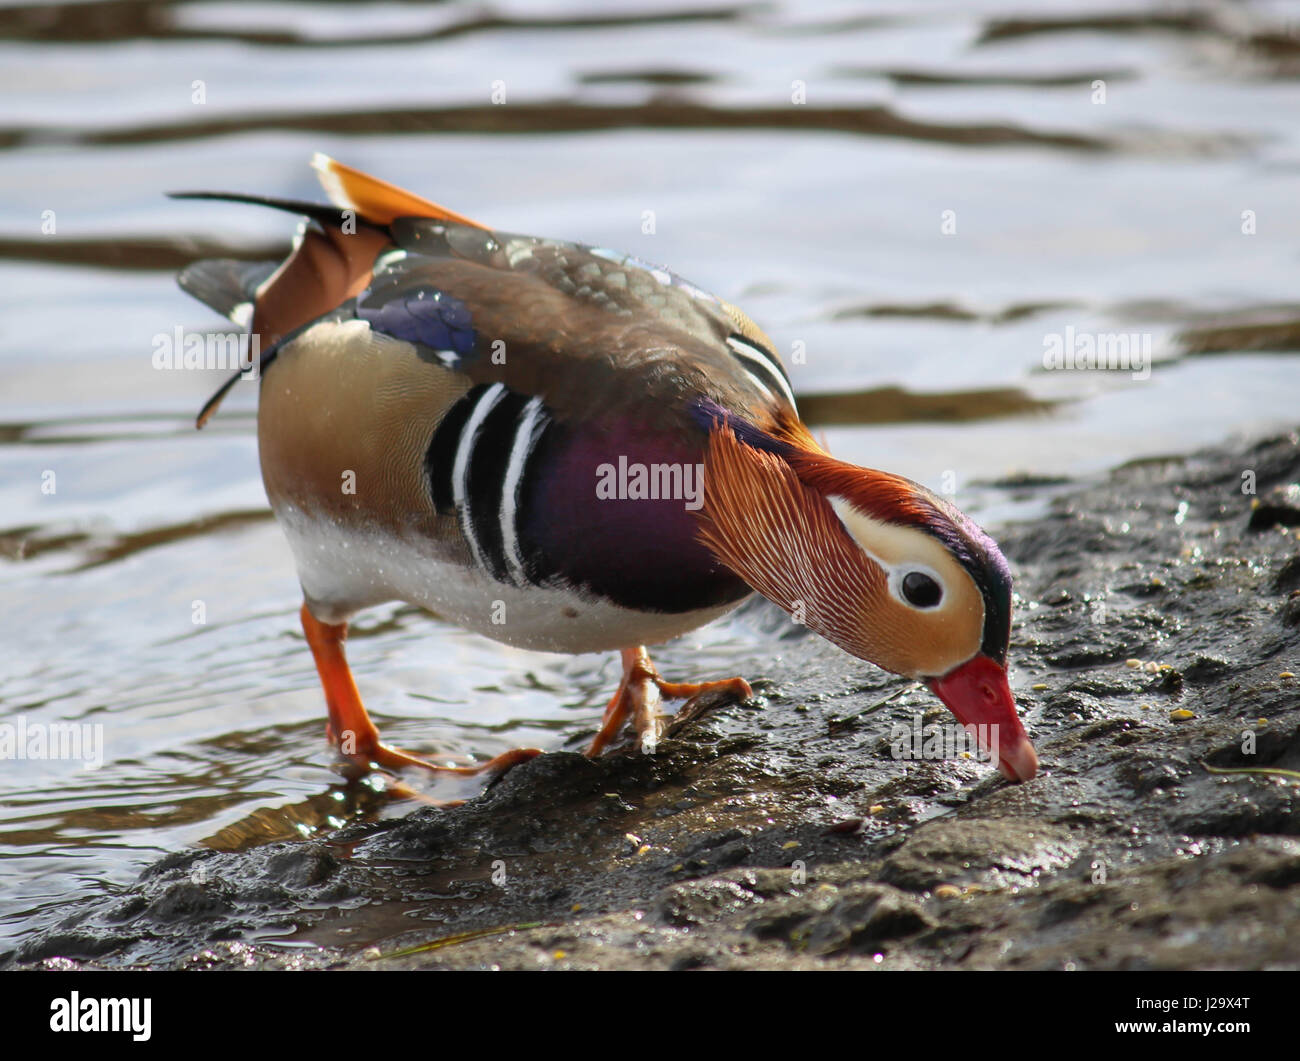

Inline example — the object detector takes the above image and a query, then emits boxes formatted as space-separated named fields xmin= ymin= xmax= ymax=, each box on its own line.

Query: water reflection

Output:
xmin=3 ymin=0 xmax=1300 ymax=959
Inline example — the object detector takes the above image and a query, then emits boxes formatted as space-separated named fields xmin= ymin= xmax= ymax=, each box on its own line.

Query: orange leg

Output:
xmin=585 ymin=646 xmax=752 ymax=757
xmin=300 ymin=603 xmax=541 ymax=778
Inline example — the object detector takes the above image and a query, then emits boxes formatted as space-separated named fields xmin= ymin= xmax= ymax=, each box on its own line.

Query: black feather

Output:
xmin=177 ymin=258 xmax=277 ymax=321
xmin=167 ymin=190 xmax=386 ymax=233
xmin=172 ymin=187 xmax=386 ymax=430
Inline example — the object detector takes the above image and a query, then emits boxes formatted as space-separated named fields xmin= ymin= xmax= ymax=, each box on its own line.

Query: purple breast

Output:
xmin=521 ymin=419 xmax=751 ymax=613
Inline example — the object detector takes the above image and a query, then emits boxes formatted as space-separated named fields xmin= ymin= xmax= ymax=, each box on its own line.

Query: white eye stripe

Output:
xmin=725 ymin=335 xmax=797 ymax=410
xmin=827 ymin=496 xmax=952 ymax=612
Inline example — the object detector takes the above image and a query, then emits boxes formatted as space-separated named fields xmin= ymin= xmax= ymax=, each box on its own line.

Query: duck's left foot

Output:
xmin=585 ymin=646 xmax=752 ymax=757
xmin=333 ymin=734 xmax=541 ymax=779
xmin=302 ymin=602 xmax=542 ymax=781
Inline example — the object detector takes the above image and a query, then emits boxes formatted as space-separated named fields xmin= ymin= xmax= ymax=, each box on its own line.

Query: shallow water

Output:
xmin=3 ymin=0 xmax=1300 ymax=953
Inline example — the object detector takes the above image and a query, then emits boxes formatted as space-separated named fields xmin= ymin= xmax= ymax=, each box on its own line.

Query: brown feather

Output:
xmin=252 ymin=226 xmax=391 ymax=354
xmin=257 ymin=320 xmax=468 ymax=542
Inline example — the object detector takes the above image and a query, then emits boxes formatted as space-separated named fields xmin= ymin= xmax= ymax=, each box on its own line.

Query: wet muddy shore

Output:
xmin=9 ymin=429 xmax=1300 ymax=971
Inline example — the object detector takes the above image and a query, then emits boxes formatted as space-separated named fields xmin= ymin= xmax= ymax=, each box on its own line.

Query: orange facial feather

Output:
xmin=697 ymin=423 xmax=887 ymax=660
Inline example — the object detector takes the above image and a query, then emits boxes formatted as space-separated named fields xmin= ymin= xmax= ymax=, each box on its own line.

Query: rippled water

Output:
xmin=4 ymin=0 xmax=1300 ymax=954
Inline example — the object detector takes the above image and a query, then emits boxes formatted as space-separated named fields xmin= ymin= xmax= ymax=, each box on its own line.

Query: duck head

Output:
xmin=695 ymin=407 xmax=1037 ymax=782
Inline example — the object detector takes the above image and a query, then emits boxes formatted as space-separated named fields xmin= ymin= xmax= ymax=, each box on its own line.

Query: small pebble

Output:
xmin=1125 ymin=659 xmax=1143 ymax=669
xmin=1143 ymin=661 xmax=1161 ymax=674
xmin=868 ymin=804 xmax=884 ymax=815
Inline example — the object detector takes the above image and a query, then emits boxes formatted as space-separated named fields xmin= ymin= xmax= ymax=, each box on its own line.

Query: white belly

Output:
xmin=278 ymin=506 xmax=747 ymax=652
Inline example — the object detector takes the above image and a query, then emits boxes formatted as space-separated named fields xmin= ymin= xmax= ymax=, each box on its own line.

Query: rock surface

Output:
xmin=8 ymin=430 xmax=1300 ymax=970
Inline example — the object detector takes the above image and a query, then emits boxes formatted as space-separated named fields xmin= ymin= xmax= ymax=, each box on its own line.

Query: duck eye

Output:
xmin=901 ymin=571 xmax=942 ymax=609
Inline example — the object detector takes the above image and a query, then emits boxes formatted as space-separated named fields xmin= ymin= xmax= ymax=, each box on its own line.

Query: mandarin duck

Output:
xmin=172 ymin=155 xmax=1038 ymax=785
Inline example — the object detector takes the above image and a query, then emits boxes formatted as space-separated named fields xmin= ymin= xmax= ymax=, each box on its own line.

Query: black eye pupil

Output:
xmin=902 ymin=571 xmax=942 ymax=608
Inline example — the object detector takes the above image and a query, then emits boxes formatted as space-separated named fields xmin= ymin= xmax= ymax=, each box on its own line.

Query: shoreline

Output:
xmin=8 ymin=427 xmax=1300 ymax=971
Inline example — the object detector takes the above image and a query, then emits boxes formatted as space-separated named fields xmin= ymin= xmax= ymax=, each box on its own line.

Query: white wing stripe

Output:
xmin=725 ymin=335 xmax=797 ymax=410
xmin=500 ymin=396 xmax=548 ymax=586
xmin=452 ymin=382 xmax=507 ymax=571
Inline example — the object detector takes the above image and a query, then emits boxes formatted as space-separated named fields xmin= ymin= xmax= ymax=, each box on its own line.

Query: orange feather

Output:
xmin=311 ymin=153 xmax=485 ymax=228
